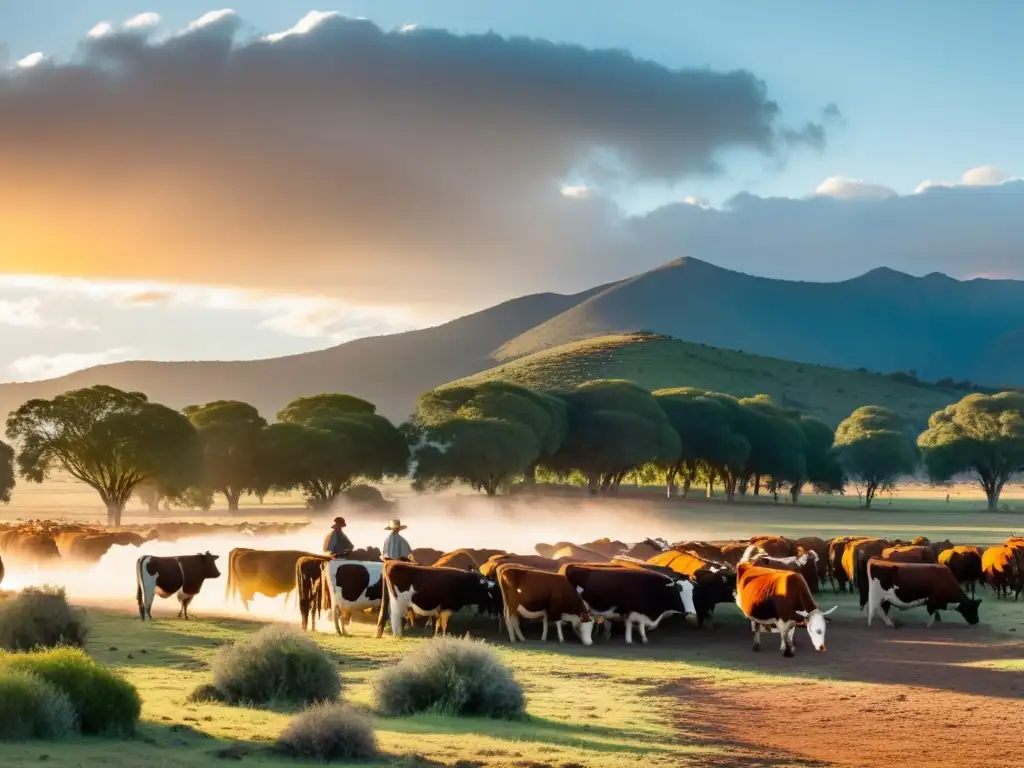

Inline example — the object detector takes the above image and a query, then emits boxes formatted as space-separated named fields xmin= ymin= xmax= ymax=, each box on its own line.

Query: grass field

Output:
xmin=447 ymin=334 xmax=968 ymax=428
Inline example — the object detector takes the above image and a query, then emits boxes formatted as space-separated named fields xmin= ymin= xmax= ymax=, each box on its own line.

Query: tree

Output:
xmin=183 ymin=400 xmax=269 ymax=511
xmin=833 ymin=406 xmax=917 ymax=508
xmin=265 ymin=394 xmax=408 ymax=509
xmin=792 ymin=415 xmax=845 ymax=502
xmin=1 ymin=439 xmax=14 ymax=504
xmin=918 ymin=392 xmax=1024 ymax=510
xmin=412 ymin=417 xmax=538 ymax=495
xmin=545 ymin=380 xmax=680 ymax=493
xmin=737 ymin=397 xmax=806 ymax=500
xmin=5 ymin=386 xmax=200 ymax=526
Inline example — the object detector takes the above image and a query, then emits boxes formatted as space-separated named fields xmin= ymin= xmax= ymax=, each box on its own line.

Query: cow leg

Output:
xmin=779 ymin=621 xmax=794 ymax=657
xmin=637 ymin=619 xmax=649 ymax=645
xmin=137 ymin=558 xmax=158 ymax=620
xmin=440 ymin=611 xmax=452 ymax=635
xmin=624 ymin=618 xmax=634 ymax=644
xmin=540 ymin=618 xmax=548 ymax=642
xmin=752 ymin=622 xmax=762 ymax=652
xmin=556 ymin=621 xmax=565 ymax=643
xmin=506 ymin=613 xmax=519 ymax=643
xmin=785 ymin=623 xmax=797 ymax=656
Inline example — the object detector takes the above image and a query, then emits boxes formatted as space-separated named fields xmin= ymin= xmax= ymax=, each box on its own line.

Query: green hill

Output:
xmin=449 ymin=333 xmax=963 ymax=428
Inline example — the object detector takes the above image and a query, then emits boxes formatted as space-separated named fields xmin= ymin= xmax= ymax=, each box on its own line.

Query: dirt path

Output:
xmin=664 ymin=621 xmax=1024 ymax=768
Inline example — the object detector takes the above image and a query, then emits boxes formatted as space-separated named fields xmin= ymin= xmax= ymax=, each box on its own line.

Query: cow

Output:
xmin=62 ymin=531 xmax=146 ymax=564
xmin=535 ymin=541 xmax=574 ymax=558
xmin=560 ymin=563 xmax=696 ymax=644
xmin=497 ymin=564 xmax=594 ymax=645
xmin=0 ymin=554 xmax=4 ymax=587
xmin=844 ymin=538 xmax=891 ymax=600
xmin=225 ymin=548 xmax=332 ymax=610
xmin=480 ymin=554 xmax=562 ymax=579
xmin=409 ymin=548 xmax=444 ymax=566
xmin=464 ymin=548 xmax=507 ymax=564
xmin=938 ymin=546 xmax=984 ymax=598
xmin=621 ymin=538 xmax=669 ymax=561
xmin=669 ymin=541 xmax=726 ymax=560
xmin=747 ymin=536 xmax=794 ymax=558
xmin=862 ymin=559 xmax=982 ymax=628
xmin=734 ymin=562 xmax=836 ymax=657
xmin=828 ymin=537 xmax=858 ymax=593
xmin=880 ymin=545 xmax=937 ymax=564
xmin=375 ymin=562 xmax=497 ymax=638
xmin=295 ymin=556 xmax=331 ymax=632
xmin=745 ymin=550 xmax=820 ymax=594
xmin=135 ymin=552 xmax=221 ymax=620
xmin=580 ymin=538 xmax=629 ymax=558
xmin=0 ymin=531 xmax=61 ymax=566
xmin=718 ymin=542 xmax=749 ymax=567
xmin=323 ymin=559 xmax=385 ymax=636
xmin=793 ymin=537 xmax=830 ymax=583
xmin=550 ymin=544 xmax=611 ymax=563
xmin=432 ymin=549 xmax=481 ymax=571
xmin=982 ymin=545 xmax=1022 ymax=600
xmin=648 ymin=549 xmax=731 ymax=577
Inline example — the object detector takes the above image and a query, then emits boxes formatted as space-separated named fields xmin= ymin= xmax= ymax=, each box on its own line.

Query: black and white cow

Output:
xmin=136 ymin=552 xmax=221 ymax=620
xmin=323 ymin=559 xmax=385 ymax=636
xmin=862 ymin=559 xmax=982 ymax=628
xmin=375 ymin=561 xmax=498 ymax=638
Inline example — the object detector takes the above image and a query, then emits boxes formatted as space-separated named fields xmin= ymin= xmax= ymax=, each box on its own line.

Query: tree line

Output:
xmin=1 ymin=381 xmax=1022 ymax=520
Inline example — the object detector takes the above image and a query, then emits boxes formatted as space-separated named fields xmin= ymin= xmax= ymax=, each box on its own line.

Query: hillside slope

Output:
xmin=496 ymin=258 xmax=1024 ymax=386
xmin=451 ymin=334 xmax=963 ymax=428
xmin=0 ymin=284 xmax=614 ymax=424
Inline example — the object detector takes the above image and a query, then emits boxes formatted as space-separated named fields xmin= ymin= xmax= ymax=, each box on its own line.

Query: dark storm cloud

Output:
xmin=0 ymin=10 xmax=828 ymax=305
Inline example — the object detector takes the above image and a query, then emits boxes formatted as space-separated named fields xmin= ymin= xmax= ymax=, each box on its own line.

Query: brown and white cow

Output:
xmin=560 ymin=563 xmax=696 ymax=644
xmin=550 ymin=544 xmax=611 ymax=563
xmin=793 ymin=537 xmax=830 ymax=583
xmin=735 ymin=561 xmax=836 ymax=657
xmin=431 ymin=549 xmax=481 ymax=571
xmin=375 ymin=562 xmax=497 ymax=638
xmin=747 ymin=536 xmax=794 ymax=558
xmin=880 ymin=545 xmax=937 ymax=564
xmin=226 ymin=548 xmax=328 ymax=610
xmin=323 ymin=559 xmax=385 ymax=636
xmin=497 ymin=564 xmax=594 ymax=645
xmin=938 ymin=545 xmax=984 ymax=598
xmin=844 ymin=538 xmax=891 ymax=599
xmin=479 ymin=554 xmax=562 ymax=579
xmin=296 ymin=555 xmax=330 ymax=631
xmin=863 ymin=559 xmax=982 ymax=628
xmin=981 ymin=545 xmax=1022 ymax=599
xmin=744 ymin=549 xmax=820 ymax=594
xmin=136 ymin=552 xmax=221 ymax=620
xmin=827 ymin=536 xmax=858 ymax=593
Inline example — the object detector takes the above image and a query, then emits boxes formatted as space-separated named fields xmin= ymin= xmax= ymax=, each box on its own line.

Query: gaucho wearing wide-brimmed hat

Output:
xmin=382 ymin=519 xmax=412 ymax=560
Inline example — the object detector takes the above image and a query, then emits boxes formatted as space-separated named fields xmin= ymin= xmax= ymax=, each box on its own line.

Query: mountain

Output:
xmin=2 ymin=257 xmax=1023 ymax=424
xmin=448 ymin=334 xmax=963 ymax=428
xmin=496 ymin=257 xmax=1024 ymax=386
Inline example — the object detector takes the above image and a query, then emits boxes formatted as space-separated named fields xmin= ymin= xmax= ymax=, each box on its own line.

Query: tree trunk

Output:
xmin=524 ymin=464 xmax=537 ymax=489
xmin=666 ymin=467 xmax=677 ymax=499
xmin=864 ymin=482 xmax=877 ymax=509
xmin=983 ymin=479 xmax=1003 ymax=511
xmin=106 ymin=501 xmax=125 ymax=528
xmin=754 ymin=474 xmax=761 ymax=496
xmin=587 ymin=473 xmax=600 ymax=494
xmin=790 ymin=484 xmax=800 ymax=504
xmin=225 ymin=489 xmax=241 ymax=512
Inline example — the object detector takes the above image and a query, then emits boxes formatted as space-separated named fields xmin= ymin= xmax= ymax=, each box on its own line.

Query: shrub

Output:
xmin=0 ymin=586 xmax=88 ymax=651
xmin=186 ymin=682 xmax=226 ymax=704
xmin=1 ymin=647 xmax=141 ymax=735
xmin=275 ymin=702 xmax=378 ymax=761
xmin=373 ymin=636 xmax=525 ymax=719
xmin=210 ymin=624 xmax=341 ymax=706
xmin=0 ymin=669 xmax=78 ymax=740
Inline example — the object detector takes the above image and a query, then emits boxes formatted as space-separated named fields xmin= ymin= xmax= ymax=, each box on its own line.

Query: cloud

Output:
xmin=8 ymin=347 xmax=138 ymax=382
xmin=914 ymin=165 xmax=1021 ymax=194
xmin=0 ymin=9 xmax=828 ymax=306
xmin=814 ymin=176 xmax=897 ymax=200
xmin=0 ymin=296 xmax=97 ymax=331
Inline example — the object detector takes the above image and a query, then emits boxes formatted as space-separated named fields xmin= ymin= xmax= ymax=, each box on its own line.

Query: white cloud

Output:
xmin=88 ymin=22 xmax=114 ymax=38
xmin=0 ymin=298 xmax=44 ymax=327
xmin=16 ymin=52 xmax=46 ymax=68
xmin=188 ymin=9 xmax=237 ymax=31
xmin=259 ymin=298 xmax=417 ymax=342
xmin=265 ymin=11 xmax=341 ymax=42
xmin=814 ymin=175 xmax=897 ymax=200
xmin=915 ymin=165 xmax=1020 ymax=194
xmin=8 ymin=347 xmax=137 ymax=382
xmin=560 ymin=185 xmax=592 ymax=199
xmin=681 ymin=196 xmax=711 ymax=208
xmin=124 ymin=12 xmax=161 ymax=30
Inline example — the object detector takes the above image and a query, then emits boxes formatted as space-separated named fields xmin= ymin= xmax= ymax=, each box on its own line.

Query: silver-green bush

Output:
xmin=275 ymin=702 xmax=378 ymax=761
xmin=373 ymin=636 xmax=525 ymax=718
xmin=0 ymin=586 xmax=88 ymax=651
xmin=0 ymin=669 xmax=79 ymax=740
xmin=209 ymin=624 xmax=341 ymax=706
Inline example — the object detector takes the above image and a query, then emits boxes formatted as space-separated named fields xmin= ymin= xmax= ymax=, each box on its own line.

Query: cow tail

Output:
xmin=320 ymin=561 xmax=332 ymax=613
xmin=135 ymin=555 xmax=144 ymax=605
xmin=376 ymin=565 xmax=393 ymax=638
xmin=856 ymin=553 xmax=871 ymax=609
xmin=225 ymin=550 xmax=235 ymax=602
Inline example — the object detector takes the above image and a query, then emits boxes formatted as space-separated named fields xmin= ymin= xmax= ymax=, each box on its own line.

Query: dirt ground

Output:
xmin=664 ymin=617 xmax=1024 ymax=768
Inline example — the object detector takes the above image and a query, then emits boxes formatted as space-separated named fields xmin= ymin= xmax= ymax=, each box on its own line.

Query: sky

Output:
xmin=1 ymin=1 xmax=1023 ymax=382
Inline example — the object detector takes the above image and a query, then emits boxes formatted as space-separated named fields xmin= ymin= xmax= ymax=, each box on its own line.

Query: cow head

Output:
xmin=669 ymin=579 xmax=697 ymax=624
xmin=197 ymin=551 xmax=221 ymax=579
xmin=795 ymin=605 xmax=837 ymax=651
xmin=956 ymin=598 xmax=982 ymax=625
xmin=476 ymin=575 xmax=501 ymax=617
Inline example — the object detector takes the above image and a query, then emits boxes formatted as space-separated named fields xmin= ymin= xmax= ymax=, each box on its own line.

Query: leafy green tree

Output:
xmin=737 ymin=396 xmax=806 ymax=499
xmin=265 ymin=394 xmax=408 ymax=509
xmin=791 ymin=415 xmax=845 ymax=502
xmin=1 ymin=439 xmax=14 ymax=504
xmin=833 ymin=406 xmax=917 ymax=508
xmin=183 ymin=400 xmax=269 ymax=511
xmin=546 ymin=380 xmax=680 ymax=493
xmin=5 ymin=386 xmax=200 ymax=526
xmin=655 ymin=389 xmax=750 ymax=499
xmin=918 ymin=392 xmax=1024 ymax=510
xmin=412 ymin=418 xmax=538 ymax=495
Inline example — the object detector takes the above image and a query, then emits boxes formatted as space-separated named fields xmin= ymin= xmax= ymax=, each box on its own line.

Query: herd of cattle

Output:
xmin=128 ymin=532 xmax=1024 ymax=658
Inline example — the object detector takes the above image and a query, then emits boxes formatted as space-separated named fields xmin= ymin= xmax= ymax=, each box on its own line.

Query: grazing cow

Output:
xmin=226 ymin=548 xmax=329 ymax=610
xmin=863 ymin=559 xmax=982 ymax=627
xmin=464 ymin=548 xmax=506 ymax=564
xmin=497 ymin=564 xmax=594 ymax=645
xmin=409 ymin=548 xmax=444 ymax=566
xmin=982 ymin=545 xmax=1022 ymax=600
xmin=621 ymin=538 xmax=670 ymax=561
xmin=0 ymin=531 xmax=61 ymax=565
xmin=550 ymin=544 xmax=610 ymax=563
xmin=295 ymin=555 xmax=331 ymax=631
xmin=136 ymin=552 xmax=221 ymax=620
xmin=746 ymin=550 xmax=820 ymax=594
xmin=580 ymin=539 xmax=629 ymax=558
xmin=669 ymin=541 xmax=726 ymax=560
xmin=535 ymin=541 xmax=574 ymax=558
xmin=718 ymin=542 xmax=749 ymax=567
xmin=480 ymin=554 xmax=562 ymax=579
xmin=793 ymin=537 xmax=830 ymax=583
xmin=735 ymin=562 xmax=836 ymax=657
xmin=648 ymin=549 xmax=731 ymax=577
xmin=844 ymin=538 xmax=891 ymax=598
xmin=938 ymin=546 xmax=984 ymax=598
xmin=643 ymin=549 xmax=736 ymax=625
xmin=432 ymin=549 xmax=481 ymax=571
xmin=324 ymin=559 xmax=385 ymax=636
xmin=828 ymin=537 xmax=858 ymax=593
xmin=560 ymin=563 xmax=696 ymax=644
xmin=747 ymin=536 xmax=794 ymax=558
xmin=881 ymin=545 xmax=937 ymax=564
xmin=375 ymin=562 xmax=496 ymax=638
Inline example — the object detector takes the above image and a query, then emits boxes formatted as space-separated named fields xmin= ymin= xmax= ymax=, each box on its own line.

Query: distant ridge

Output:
xmin=1 ymin=258 xmax=1022 ymax=423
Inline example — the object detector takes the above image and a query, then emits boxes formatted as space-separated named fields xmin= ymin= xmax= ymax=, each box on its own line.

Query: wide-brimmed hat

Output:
xmin=333 ymin=517 xmax=347 ymax=527
xmin=385 ymin=519 xmax=408 ymax=531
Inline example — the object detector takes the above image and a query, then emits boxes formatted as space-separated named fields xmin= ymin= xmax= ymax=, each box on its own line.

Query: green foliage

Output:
xmin=5 ymin=385 xmax=200 ymax=526
xmin=919 ymin=392 xmax=1024 ymax=510
xmin=1 ymin=647 xmax=141 ymax=735
xmin=795 ymin=415 xmax=845 ymax=496
xmin=373 ymin=636 xmax=525 ymax=719
xmin=834 ymin=406 xmax=918 ymax=507
xmin=0 ymin=587 xmax=89 ymax=652
xmin=208 ymin=625 xmax=341 ymax=707
xmin=275 ymin=702 xmax=378 ymax=761
xmin=412 ymin=417 xmax=538 ymax=495
xmin=546 ymin=380 xmax=680 ymax=493
xmin=0 ymin=669 xmax=78 ymax=741
xmin=737 ymin=396 xmax=807 ymax=495
xmin=0 ymin=438 xmax=13 ymax=504
xmin=182 ymin=400 xmax=269 ymax=511
xmin=266 ymin=394 xmax=408 ymax=509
